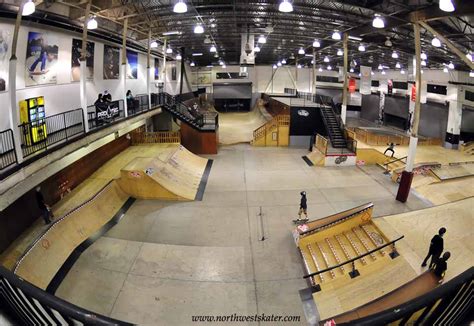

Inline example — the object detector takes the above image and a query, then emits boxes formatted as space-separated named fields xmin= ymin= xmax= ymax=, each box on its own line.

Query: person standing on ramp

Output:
xmin=297 ymin=191 xmax=308 ymax=222
xmin=421 ymin=227 xmax=446 ymax=268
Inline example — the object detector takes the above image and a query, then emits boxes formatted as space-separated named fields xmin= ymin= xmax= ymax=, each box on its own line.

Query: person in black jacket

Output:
xmin=297 ymin=191 xmax=308 ymax=221
xmin=432 ymin=251 xmax=450 ymax=283
xmin=35 ymin=186 xmax=51 ymax=225
xmin=422 ymin=227 xmax=446 ymax=268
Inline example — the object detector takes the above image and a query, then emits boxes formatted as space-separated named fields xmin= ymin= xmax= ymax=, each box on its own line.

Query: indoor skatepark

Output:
xmin=1 ymin=1 xmax=474 ymax=325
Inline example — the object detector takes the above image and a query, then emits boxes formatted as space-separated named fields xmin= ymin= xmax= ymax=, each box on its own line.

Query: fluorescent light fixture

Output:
xmin=282 ymin=59 xmax=287 ymax=64
xmin=381 ymin=70 xmax=386 ymax=75
xmin=327 ymin=65 xmax=332 ymax=70
xmin=421 ymin=52 xmax=427 ymax=60
xmin=22 ymin=0 xmax=35 ymax=16
xmin=279 ymin=0 xmax=293 ymax=13
xmin=337 ymin=49 xmax=343 ymax=56
xmin=162 ymin=31 xmax=182 ymax=36
xmin=254 ymin=45 xmax=261 ymax=52
xmin=87 ymin=16 xmax=98 ymax=30
xmin=313 ymin=40 xmax=321 ymax=48
xmin=305 ymin=54 xmax=313 ymax=57
xmin=392 ymin=51 xmax=398 ymax=59
xmin=358 ymin=44 xmax=366 ymax=52
xmin=150 ymin=40 xmax=158 ymax=48
xmin=176 ymin=54 xmax=182 ymax=60
xmin=349 ymin=68 xmax=354 ymax=73
xmin=192 ymin=53 xmax=203 ymax=56
xmin=372 ymin=14 xmax=385 ymax=29
xmin=378 ymin=64 xmax=383 ymax=70
xmin=190 ymin=62 xmax=195 ymax=67
xmin=173 ymin=0 xmax=187 ymax=13
xmin=273 ymin=64 xmax=277 ymax=69
xmin=421 ymin=60 xmax=427 ymax=66
xmin=466 ymin=53 xmax=473 ymax=62
xmin=439 ymin=0 xmax=455 ymax=12
xmin=210 ymin=45 xmax=217 ymax=52
xmin=332 ymin=31 xmax=341 ymax=40
xmin=324 ymin=56 xmax=330 ymax=63
xmin=258 ymin=35 xmax=266 ymax=44
xmin=166 ymin=47 xmax=173 ymax=54
xmin=443 ymin=67 xmax=448 ymax=73
xmin=400 ymin=69 xmax=405 ymax=74
xmin=348 ymin=35 xmax=363 ymax=41
xmin=277 ymin=61 xmax=282 ymax=67
xmin=297 ymin=64 xmax=302 ymax=69
xmin=206 ymin=65 xmax=213 ymax=68
xmin=448 ymin=62 xmax=454 ymax=69
xmin=431 ymin=37 xmax=441 ymax=47
xmin=194 ymin=24 xmax=204 ymax=34
xmin=298 ymin=48 xmax=305 ymax=55
xmin=395 ymin=62 xmax=401 ymax=69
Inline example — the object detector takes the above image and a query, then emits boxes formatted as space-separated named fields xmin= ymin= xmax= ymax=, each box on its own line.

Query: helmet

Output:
xmin=300 ymin=191 xmax=306 ymax=196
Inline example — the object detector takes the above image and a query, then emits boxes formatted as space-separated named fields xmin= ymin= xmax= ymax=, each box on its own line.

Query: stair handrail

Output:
xmin=383 ymin=156 xmax=408 ymax=168
xmin=303 ymin=235 xmax=404 ymax=281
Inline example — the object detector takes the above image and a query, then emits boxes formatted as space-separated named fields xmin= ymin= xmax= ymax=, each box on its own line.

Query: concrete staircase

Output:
xmin=320 ymin=107 xmax=347 ymax=149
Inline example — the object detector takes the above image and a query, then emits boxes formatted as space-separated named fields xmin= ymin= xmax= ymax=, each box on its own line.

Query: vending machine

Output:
xmin=19 ymin=96 xmax=47 ymax=145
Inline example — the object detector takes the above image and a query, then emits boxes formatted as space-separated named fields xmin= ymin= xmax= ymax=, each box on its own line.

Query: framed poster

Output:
xmin=154 ymin=57 xmax=160 ymax=80
xmin=71 ymin=38 xmax=94 ymax=82
xmin=171 ymin=65 xmax=177 ymax=81
xmin=0 ymin=26 xmax=12 ymax=92
xmin=126 ymin=50 xmax=138 ymax=79
xmin=25 ymin=31 xmax=59 ymax=86
xmin=103 ymin=44 xmax=119 ymax=79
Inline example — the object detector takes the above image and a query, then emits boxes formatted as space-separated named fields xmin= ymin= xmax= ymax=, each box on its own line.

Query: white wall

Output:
xmin=0 ymin=19 xmax=158 ymax=131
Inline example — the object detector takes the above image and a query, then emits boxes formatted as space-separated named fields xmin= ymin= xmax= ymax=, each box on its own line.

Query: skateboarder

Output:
xmin=384 ymin=142 xmax=396 ymax=157
xmin=421 ymin=227 xmax=446 ymax=268
xmin=431 ymin=251 xmax=450 ymax=283
xmin=297 ymin=191 xmax=308 ymax=221
xmin=35 ymin=186 xmax=52 ymax=225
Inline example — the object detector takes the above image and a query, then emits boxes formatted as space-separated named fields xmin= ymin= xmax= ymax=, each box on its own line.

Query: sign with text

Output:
xmin=360 ymin=66 xmax=371 ymax=95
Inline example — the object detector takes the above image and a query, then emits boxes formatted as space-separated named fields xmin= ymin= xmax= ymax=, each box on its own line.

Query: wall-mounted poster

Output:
xmin=103 ymin=44 xmax=119 ymax=79
xmin=25 ymin=31 xmax=59 ymax=87
xmin=154 ymin=57 xmax=160 ymax=80
xmin=71 ymin=39 xmax=94 ymax=82
xmin=0 ymin=27 xmax=12 ymax=92
xmin=126 ymin=50 xmax=138 ymax=79
xmin=171 ymin=65 xmax=177 ymax=81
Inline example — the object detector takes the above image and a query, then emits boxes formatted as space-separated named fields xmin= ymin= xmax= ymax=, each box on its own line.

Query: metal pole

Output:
xmin=312 ymin=49 xmax=316 ymax=95
xmin=80 ymin=0 xmax=91 ymax=132
xmin=341 ymin=33 xmax=348 ymax=124
xmin=147 ymin=29 xmax=152 ymax=111
xmin=121 ymin=17 xmax=128 ymax=117
xmin=179 ymin=47 xmax=185 ymax=96
xmin=162 ymin=38 xmax=167 ymax=93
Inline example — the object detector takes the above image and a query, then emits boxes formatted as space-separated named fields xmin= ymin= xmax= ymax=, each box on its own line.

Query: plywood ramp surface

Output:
xmin=305 ymin=150 xmax=325 ymax=166
xmin=14 ymin=181 xmax=129 ymax=290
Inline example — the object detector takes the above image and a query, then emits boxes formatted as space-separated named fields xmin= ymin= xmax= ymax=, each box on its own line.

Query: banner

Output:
xmin=378 ymin=90 xmax=385 ymax=124
xmin=360 ymin=66 xmax=371 ymax=95
xmin=103 ymin=44 xmax=119 ymax=79
xmin=0 ymin=25 xmax=12 ymax=92
xmin=71 ymin=38 xmax=94 ymax=82
xmin=348 ymin=78 xmax=356 ymax=93
xmin=154 ymin=57 xmax=160 ymax=80
xmin=387 ymin=79 xmax=393 ymax=95
xmin=126 ymin=50 xmax=138 ymax=79
xmin=411 ymin=84 xmax=416 ymax=102
xmin=25 ymin=31 xmax=59 ymax=86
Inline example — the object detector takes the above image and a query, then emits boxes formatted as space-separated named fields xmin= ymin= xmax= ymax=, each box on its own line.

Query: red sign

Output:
xmin=411 ymin=84 xmax=416 ymax=102
xmin=348 ymin=78 xmax=356 ymax=93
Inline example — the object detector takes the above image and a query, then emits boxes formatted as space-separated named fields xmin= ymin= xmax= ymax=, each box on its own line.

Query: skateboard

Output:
xmin=29 ymin=70 xmax=49 ymax=75
xmin=292 ymin=218 xmax=309 ymax=224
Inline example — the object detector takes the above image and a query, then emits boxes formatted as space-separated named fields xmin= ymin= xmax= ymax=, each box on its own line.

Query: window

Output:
xmin=216 ymin=72 xmax=246 ymax=79
xmin=316 ymin=76 xmax=341 ymax=83
xmin=427 ymin=84 xmax=447 ymax=95
xmin=371 ymin=80 xmax=380 ymax=87
xmin=392 ymin=81 xmax=408 ymax=90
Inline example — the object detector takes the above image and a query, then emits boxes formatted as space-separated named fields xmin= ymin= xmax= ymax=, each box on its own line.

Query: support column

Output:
xmin=146 ymin=30 xmax=152 ymax=110
xmin=445 ymin=85 xmax=463 ymax=149
xmin=312 ymin=49 xmax=316 ymax=94
xmin=8 ymin=1 xmax=27 ymax=164
xmin=341 ymin=33 xmax=348 ymax=123
xmin=295 ymin=56 xmax=298 ymax=91
xmin=396 ymin=22 xmax=422 ymax=203
xmin=179 ymin=47 xmax=185 ymax=96
xmin=121 ymin=18 xmax=128 ymax=117
xmin=80 ymin=0 xmax=92 ymax=132
xmin=162 ymin=39 xmax=167 ymax=93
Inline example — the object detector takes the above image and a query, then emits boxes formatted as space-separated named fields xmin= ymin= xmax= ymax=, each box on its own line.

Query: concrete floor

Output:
xmin=55 ymin=144 xmax=433 ymax=325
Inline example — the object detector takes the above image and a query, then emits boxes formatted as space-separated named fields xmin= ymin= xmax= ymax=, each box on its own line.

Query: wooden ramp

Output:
xmin=431 ymin=161 xmax=474 ymax=181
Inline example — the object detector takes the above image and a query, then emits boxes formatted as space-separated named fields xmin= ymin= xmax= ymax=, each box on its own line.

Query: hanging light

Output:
xmin=353 ymin=60 xmax=358 ymax=66
xmin=358 ymin=44 xmax=366 ymax=52
xmin=311 ymin=60 xmax=314 ymax=64
xmin=378 ymin=64 xmax=383 ymax=70
xmin=22 ymin=0 xmax=35 ymax=16
xmin=448 ymin=62 xmax=454 ymax=69
xmin=173 ymin=0 xmax=187 ymax=13
xmin=273 ymin=64 xmax=277 ymax=69
xmin=324 ymin=56 xmax=330 ymax=63
xmin=150 ymin=40 xmax=158 ymax=48
xmin=392 ymin=51 xmax=398 ymax=59
xmin=431 ymin=37 xmax=441 ymax=47
xmin=297 ymin=64 xmax=302 ymax=69
xmin=282 ymin=59 xmax=287 ymax=64
xmin=190 ymin=62 xmax=195 ymax=67
xmin=332 ymin=31 xmax=341 ymax=40
xmin=194 ymin=24 xmax=204 ymax=34
xmin=371 ymin=71 xmax=375 ymax=76
xmin=298 ymin=48 xmax=305 ymax=55
xmin=443 ymin=67 xmax=448 ymax=73
xmin=87 ymin=16 xmax=98 ymax=30
xmin=313 ymin=40 xmax=321 ymax=48
xmin=211 ymin=23 xmax=216 ymax=28
xmin=349 ymin=68 xmax=354 ymax=73
xmin=222 ymin=64 xmax=227 ymax=69
xmin=176 ymin=54 xmax=182 ymax=60
xmin=166 ymin=47 xmax=173 ymax=54
xmin=258 ymin=35 xmax=267 ymax=44
xmin=318 ymin=67 xmax=323 ymax=72
xmin=277 ymin=61 xmax=282 ymax=67
xmin=381 ymin=70 xmax=386 ymax=75
xmin=278 ymin=0 xmax=293 ymax=13
xmin=219 ymin=60 xmax=224 ymax=66
xmin=439 ymin=0 xmax=455 ymax=12
xmin=395 ymin=62 xmax=401 ymax=69
xmin=210 ymin=45 xmax=217 ymax=52
xmin=214 ymin=53 xmax=219 ymax=58
xmin=372 ymin=14 xmax=385 ymax=29
xmin=337 ymin=49 xmax=343 ymax=56
xmin=466 ymin=53 xmax=473 ymax=62
xmin=254 ymin=45 xmax=261 ymax=52
xmin=327 ymin=65 xmax=332 ymax=70
xmin=400 ymin=69 xmax=405 ymax=74
xmin=421 ymin=60 xmax=427 ymax=66
xmin=421 ymin=52 xmax=427 ymax=60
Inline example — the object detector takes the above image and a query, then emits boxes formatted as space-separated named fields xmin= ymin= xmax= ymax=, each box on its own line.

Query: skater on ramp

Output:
xmin=294 ymin=191 xmax=309 ymax=224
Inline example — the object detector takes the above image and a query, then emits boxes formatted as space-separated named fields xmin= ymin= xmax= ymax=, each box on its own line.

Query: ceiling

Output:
xmin=15 ymin=0 xmax=474 ymax=71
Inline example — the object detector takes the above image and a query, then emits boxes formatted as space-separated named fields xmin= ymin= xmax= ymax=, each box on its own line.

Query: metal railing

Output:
xmin=0 ymin=265 xmax=132 ymax=325
xmin=19 ymin=109 xmax=84 ymax=158
xmin=283 ymin=87 xmax=297 ymax=95
xmin=128 ymin=94 xmax=149 ymax=116
xmin=0 ymin=129 xmax=17 ymax=170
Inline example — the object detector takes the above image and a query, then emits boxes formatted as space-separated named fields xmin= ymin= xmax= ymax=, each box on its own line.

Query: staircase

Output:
xmin=320 ymin=106 xmax=347 ymax=149
xmin=301 ymin=222 xmax=388 ymax=286
xmin=251 ymin=115 xmax=289 ymax=146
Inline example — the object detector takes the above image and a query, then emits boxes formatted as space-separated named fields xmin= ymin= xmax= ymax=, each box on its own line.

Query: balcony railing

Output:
xmin=0 ymin=129 xmax=17 ymax=170
xmin=87 ymin=99 xmax=125 ymax=131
